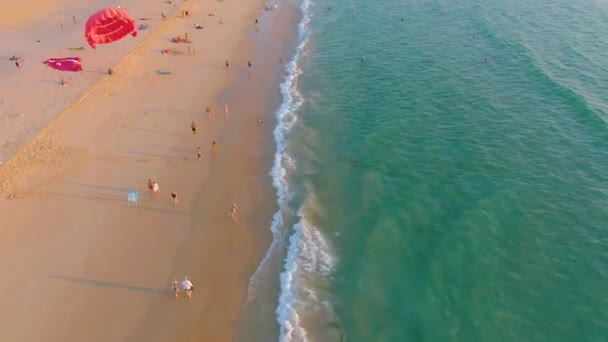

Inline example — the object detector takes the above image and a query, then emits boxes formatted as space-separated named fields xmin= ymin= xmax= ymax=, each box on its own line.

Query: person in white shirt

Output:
xmin=181 ymin=276 xmax=194 ymax=299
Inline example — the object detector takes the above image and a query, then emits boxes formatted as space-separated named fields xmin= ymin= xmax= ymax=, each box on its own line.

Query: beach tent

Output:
xmin=43 ymin=57 xmax=82 ymax=72
xmin=85 ymin=7 xmax=137 ymax=49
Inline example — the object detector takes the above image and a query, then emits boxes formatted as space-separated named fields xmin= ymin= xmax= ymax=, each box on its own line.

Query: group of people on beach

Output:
xmin=172 ymin=276 xmax=194 ymax=298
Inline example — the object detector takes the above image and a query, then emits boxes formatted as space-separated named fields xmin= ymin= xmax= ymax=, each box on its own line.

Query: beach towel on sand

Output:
xmin=43 ymin=57 xmax=83 ymax=72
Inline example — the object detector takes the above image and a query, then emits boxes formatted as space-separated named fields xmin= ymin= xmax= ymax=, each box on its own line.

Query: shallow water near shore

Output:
xmin=267 ymin=0 xmax=608 ymax=341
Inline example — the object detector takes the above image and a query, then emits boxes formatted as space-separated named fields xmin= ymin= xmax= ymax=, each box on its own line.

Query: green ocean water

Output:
xmin=275 ymin=0 xmax=608 ymax=341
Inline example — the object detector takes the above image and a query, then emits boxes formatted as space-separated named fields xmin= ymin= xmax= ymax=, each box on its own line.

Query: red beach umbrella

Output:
xmin=85 ymin=7 xmax=138 ymax=49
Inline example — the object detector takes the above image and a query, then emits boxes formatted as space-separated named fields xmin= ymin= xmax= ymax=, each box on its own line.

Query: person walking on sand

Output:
xmin=171 ymin=190 xmax=179 ymax=205
xmin=248 ymin=60 xmax=252 ymax=68
xmin=197 ymin=146 xmax=202 ymax=161
xmin=15 ymin=60 xmax=20 ymax=70
xmin=230 ymin=203 xmax=238 ymax=222
xmin=181 ymin=276 xmax=194 ymax=298
xmin=152 ymin=181 xmax=160 ymax=198
xmin=212 ymin=140 xmax=217 ymax=152
xmin=191 ymin=121 xmax=197 ymax=135
xmin=225 ymin=60 xmax=230 ymax=68
xmin=205 ymin=106 xmax=212 ymax=119
xmin=224 ymin=104 xmax=229 ymax=118
xmin=172 ymin=277 xmax=180 ymax=298
xmin=147 ymin=179 xmax=154 ymax=193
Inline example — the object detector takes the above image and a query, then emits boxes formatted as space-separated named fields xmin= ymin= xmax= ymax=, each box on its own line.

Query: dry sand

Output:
xmin=0 ymin=0 xmax=296 ymax=341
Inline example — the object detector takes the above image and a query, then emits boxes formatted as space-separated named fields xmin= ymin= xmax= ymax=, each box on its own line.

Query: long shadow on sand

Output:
xmin=127 ymin=150 xmax=190 ymax=161
xmin=42 ymin=191 xmax=192 ymax=216
xmin=49 ymin=275 xmax=168 ymax=295
xmin=63 ymin=180 xmax=132 ymax=193
xmin=42 ymin=191 xmax=227 ymax=220
xmin=143 ymin=108 xmax=199 ymax=117
xmin=120 ymin=124 xmax=185 ymax=137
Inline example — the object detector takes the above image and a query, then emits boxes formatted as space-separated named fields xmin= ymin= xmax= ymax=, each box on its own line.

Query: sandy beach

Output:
xmin=0 ymin=0 xmax=297 ymax=341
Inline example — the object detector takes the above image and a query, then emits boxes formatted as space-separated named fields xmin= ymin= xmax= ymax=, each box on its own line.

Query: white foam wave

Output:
xmin=278 ymin=202 xmax=336 ymax=342
xmin=244 ymin=0 xmax=335 ymax=340
xmin=272 ymin=0 xmax=316 ymax=339
xmin=245 ymin=0 xmax=311 ymax=318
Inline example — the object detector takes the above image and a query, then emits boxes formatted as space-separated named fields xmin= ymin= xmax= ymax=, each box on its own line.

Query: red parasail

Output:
xmin=43 ymin=57 xmax=83 ymax=72
xmin=85 ymin=7 xmax=137 ymax=49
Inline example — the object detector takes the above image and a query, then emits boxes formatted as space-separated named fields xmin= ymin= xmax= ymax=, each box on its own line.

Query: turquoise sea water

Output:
xmin=270 ymin=0 xmax=608 ymax=340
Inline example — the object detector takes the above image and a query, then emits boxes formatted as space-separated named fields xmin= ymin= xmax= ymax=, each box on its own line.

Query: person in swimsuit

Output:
xmin=230 ymin=203 xmax=237 ymax=222
xmin=224 ymin=104 xmax=229 ymax=118
xmin=191 ymin=121 xmax=197 ymax=135
xmin=152 ymin=181 xmax=160 ymax=198
xmin=212 ymin=140 xmax=217 ymax=152
xmin=147 ymin=179 xmax=154 ymax=192
xmin=197 ymin=146 xmax=202 ymax=160
xmin=205 ymin=106 xmax=212 ymax=119
xmin=171 ymin=190 xmax=178 ymax=205
xmin=248 ymin=60 xmax=252 ymax=68
xmin=225 ymin=60 xmax=230 ymax=68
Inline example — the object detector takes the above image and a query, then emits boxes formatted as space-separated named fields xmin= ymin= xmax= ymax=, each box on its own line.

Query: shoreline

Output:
xmin=0 ymin=0 xmax=300 ymax=341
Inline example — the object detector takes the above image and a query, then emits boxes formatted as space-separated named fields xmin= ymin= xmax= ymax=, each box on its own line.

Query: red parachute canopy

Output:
xmin=85 ymin=7 xmax=137 ymax=49
xmin=43 ymin=57 xmax=83 ymax=72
